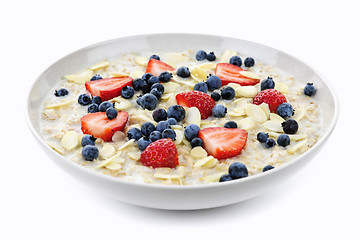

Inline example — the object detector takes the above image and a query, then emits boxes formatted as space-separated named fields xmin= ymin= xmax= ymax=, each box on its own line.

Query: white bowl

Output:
xmin=27 ymin=33 xmax=339 ymax=210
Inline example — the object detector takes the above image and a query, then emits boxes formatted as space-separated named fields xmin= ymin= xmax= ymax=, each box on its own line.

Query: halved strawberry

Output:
xmin=85 ymin=77 xmax=133 ymax=101
xmin=145 ymin=59 xmax=175 ymax=76
xmin=81 ymin=111 xmax=129 ymax=142
xmin=198 ymin=127 xmax=248 ymax=160
xmin=176 ymin=91 xmax=216 ymax=119
xmin=140 ymin=138 xmax=179 ymax=168
xmin=253 ymin=89 xmax=287 ymax=113
xmin=215 ymin=63 xmax=260 ymax=86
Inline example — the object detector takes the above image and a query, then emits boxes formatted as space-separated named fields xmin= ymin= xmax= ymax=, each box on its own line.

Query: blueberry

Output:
xmin=149 ymin=54 xmax=160 ymax=60
xmin=162 ymin=129 xmax=176 ymax=141
xmin=87 ymin=103 xmax=99 ymax=113
xmin=262 ymin=165 xmax=275 ymax=172
xmin=156 ymin=120 xmax=170 ymax=133
xmin=151 ymin=83 xmax=165 ymax=94
xmin=149 ymin=131 xmax=162 ymax=142
xmin=148 ymin=76 xmax=160 ymax=87
xmin=281 ymin=119 xmax=299 ymax=134
xmin=90 ymin=74 xmax=103 ymax=81
xmin=244 ymin=57 xmax=255 ymax=67
xmin=141 ymin=84 xmax=151 ymax=94
xmin=229 ymin=56 xmax=242 ymax=67
xmin=141 ymin=122 xmax=156 ymax=137
xmin=78 ymin=94 xmax=92 ymax=106
xmin=206 ymin=75 xmax=222 ymax=91
xmin=136 ymin=95 xmax=145 ymax=109
xmin=106 ymin=107 xmax=118 ymax=120
xmin=184 ymin=124 xmax=200 ymax=141
xmin=138 ymin=137 xmax=152 ymax=151
xmin=304 ymin=83 xmax=317 ymax=96
xmin=264 ymin=138 xmax=276 ymax=148
xmin=190 ymin=138 xmax=203 ymax=148
xmin=167 ymin=118 xmax=178 ymax=125
xmin=219 ymin=174 xmax=233 ymax=182
xmin=212 ymin=104 xmax=227 ymax=118
xmin=206 ymin=51 xmax=216 ymax=61
xmin=152 ymin=108 xmax=168 ymax=122
xmin=221 ymin=86 xmax=235 ymax=100
xmin=277 ymin=103 xmax=294 ymax=119
xmin=142 ymin=73 xmax=153 ymax=82
xmin=211 ymin=92 xmax=221 ymax=101
xmin=195 ymin=50 xmax=207 ymax=61
xmin=167 ymin=105 xmax=186 ymax=122
xmin=158 ymin=71 xmax=172 ymax=83
xmin=99 ymin=101 xmax=113 ymax=112
xmin=132 ymin=78 xmax=147 ymax=91
xmin=91 ymin=96 xmax=102 ymax=105
xmin=54 ymin=88 xmax=69 ymax=97
xmin=224 ymin=121 xmax=237 ymax=128
xmin=121 ymin=86 xmax=135 ymax=99
xmin=150 ymin=88 xmax=162 ymax=100
xmin=277 ymin=134 xmax=290 ymax=147
xmin=194 ymin=82 xmax=208 ymax=93
xmin=82 ymin=145 xmax=99 ymax=161
xmin=176 ymin=67 xmax=191 ymax=78
xmin=228 ymin=162 xmax=248 ymax=179
xmin=127 ymin=128 xmax=142 ymax=141
xmin=142 ymin=93 xmax=158 ymax=110
xmin=81 ymin=135 xmax=96 ymax=147
xmin=257 ymin=132 xmax=269 ymax=143
xmin=261 ymin=77 xmax=275 ymax=91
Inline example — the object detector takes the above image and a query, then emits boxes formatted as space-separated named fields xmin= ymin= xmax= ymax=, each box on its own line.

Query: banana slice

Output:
xmin=65 ymin=69 xmax=93 ymax=83
xmin=61 ymin=131 xmax=79 ymax=151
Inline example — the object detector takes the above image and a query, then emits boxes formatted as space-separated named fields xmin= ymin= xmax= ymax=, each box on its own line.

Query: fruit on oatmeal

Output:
xmin=78 ymin=93 xmax=92 ymax=105
xmin=176 ymin=66 xmax=191 ymax=78
xmin=253 ymin=89 xmax=287 ymax=113
xmin=141 ymin=122 xmax=156 ymax=137
xmin=219 ymin=174 xmax=232 ymax=182
xmin=106 ymin=107 xmax=118 ymax=120
xmin=158 ymin=71 xmax=173 ymax=83
xmin=81 ymin=111 xmax=129 ymax=141
xmin=81 ymin=135 xmax=96 ymax=147
xmin=176 ymin=91 xmax=216 ymax=119
xmin=210 ymin=92 xmax=221 ymax=101
xmin=229 ymin=162 xmax=248 ymax=179
xmin=190 ymin=137 xmax=203 ymax=148
xmin=140 ymin=138 xmax=179 ymax=168
xmin=262 ymin=165 xmax=275 ymax=172
xmin=152 ymin=108 xmax=168 ymax=122
xmin=276 ymin=103 xmax=294 ymax=119
xmin=90 ymin=74 xmax=103 ymax=81
xmin=132 ymin=78 xmax=147 ymax=91
xmin=198 ymin=127 xmax=248 ymax=160
xmin=54 ymin=88 xmax=69 ymax=97
xmin=264 ymin=138 xmax=276 ymax=148
xmin=149 ymin=131 xmax=162 ymax=142
xmin=99 ymin=101 xmax=113 ymax=112
xmin=224 ymin=121 xmax=237 ymax=128
xmin=244 ymin=57 xmax=255 ymax=67
xmin=195 ymin=50 xmax=207 ymax=61
xmin=82 ymin=145 xmax=99 ymax=161
xmin=121 ymin=86 xmax=135 ymax=99
xmin=137 ymin=137 xmax=152 ymax=151
xmin=206 ymin=75 xmax=222 ymax=91
xmin=149 ymin=54 xmax=160 ymax=61
xmin=91 ymin=96 xmax=102 ymax=105
xmin=194 ymin=82 xmax=208 ymax=93
xmin=282 ymin=119 xmax=299 ymax=134
xmin=162 ymin=129 xmax=176 ymax=140
xmin=304 ymin=82 xmax=317 ymax=96
xmin=260 ymin=77 xmax=275 ymax=91
xmin=256 ymin=132 xmax=269 ymax=143
xmin=220 ymin=86 xmax=236 ymax=100
xmin=229 ymin=56 xmax=242 ymax=67
xmin=212 ymin=104 xmax=227 ymax=118
xmin=156 ymin=120 xmax=170 ymax=133
xmin=206 ymin=51 xmax=216 ymax=61
xmin=87 ymin=103 xmax=99 ymax=113
xmin=215 ymin=63 xmax=260 ymax=86
xmin=167 ymin=105 xmax=186 ymax=122
xmin=184 ymin=124 xmax=200 ymax=141
xmin=85 ymin=76 xmax=133 ymax=101
xmin=145 ymin=59 xmax=175 ymax=76
xmin=127 ymin=127 xmax=142 ymax=141
xmin=141 ymin=93 xmax=158 ymax=110
xmin=277 ymin=134 xmax=291 ymax=147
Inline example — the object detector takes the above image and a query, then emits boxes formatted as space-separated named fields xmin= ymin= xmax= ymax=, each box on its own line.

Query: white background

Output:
xmin=1 ymin=0 xmax=359 ymax=239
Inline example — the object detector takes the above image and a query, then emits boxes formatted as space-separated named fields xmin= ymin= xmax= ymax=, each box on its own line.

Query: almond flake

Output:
xmin=184 ymin=107 xmax=201 ymax=126
xmin=114 ymin=100 xmax=132 ymax=110
xmin=90 ymin=61 xmax=109 ymax=70
xmin=110 ymin=73 xmax=129 ymax=77
xmin=45 ymin=99 xmax=74 ymax=109
xmin=112 ymin=131 xmax=126 ymax=142
xmin=99 ymin=143 xmax=116 ymax=159
xmin=245 ymin=104 xmax=267 ymax=123
xmin=105 ymin=162 xmax=122 ymax=170
xmin=268 ymin=132 xmax=307 ymax=141
xmin=237 ymin=117 xmax=255 ymax=131
xmin=197 ymin=62 xmax=216 ymax=71
xmin=163 ymin=52 xmax=190 ymax=65
xmin=274 ymin=81 xmax=289 ymax=93
xmin=235 ymin=86 xmax=258 ymax=98
xmin=47 ymin=142 xmax=65 ymax=155
xmin=65 ymin=69 xmax=93 ymax=83
xmin=134 ymin=56 xmax=148 ymax=66
xmin=118 ymin=139 xmax=135 ymax=151
xmin=287 ymin=139 xmax=308 ymax=154
xmin=292 ymin=108 xmax=305 ymax=121
xmin=127 ymin=152 xmax=141 ymax=161
xmin=61 ymin=131 xmax=79 ymax=151
xmin=239 ymin=71 xmax=260 ymax=80
xmin=174 ymin=129 xmax=184 ymax=145
xmin=190 ymin=147 xmax=208 ymax=159
xmin=263 ymin=120 xmax=283 ymax=132
xmin=163 ymin=82 xmax=180 ymax=93
xmin=190 ymin=67 xmax=207 ymax=82
xmin=131 ymin=71 xmax=144 ymax=79
xmin=203 ymin=172 xmax=227 ymax=183
xmin=259 ymin=103 xmax=270 ymax=119
xmin=220 ymin=50 xmax=237 ymax=63
xmin=270 ymin=113 xmax=285 ymax=122
xmin=194 ymin=156 xmax=217 ymax=168
xmin=43 ymin=109 xmax=58 ymax=120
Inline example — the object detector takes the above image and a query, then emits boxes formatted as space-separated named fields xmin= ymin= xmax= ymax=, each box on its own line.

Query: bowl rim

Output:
xmin=26 ymin=33 xmax=340 ymax=190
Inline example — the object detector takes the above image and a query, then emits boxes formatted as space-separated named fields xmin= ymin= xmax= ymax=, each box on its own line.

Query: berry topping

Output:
xmin=127 ymin=127 xmax=142 ymax=141
xmin=210 ymin=92 xmax=221 ymax=101
xmin=277 ymin=103 xmax=294 ymax=119
xmin=132 ymin=78 xmax=147 ymax=91
xmin=176 ymin=67 xmax=191 ymax=78
xmin=99 ymin=101 xmax=113 ymax=112
xmin=212 ymin=104 xmax=227 ymax=118
xmin=140 ymin=138 xmax=179 ymax=168
xmin=167 ymin=105 xmax=186 ymax=122
xmin=184 ymin=124 xmax=200 ymax=141
xmin=219 ymin=174 xmax=233 ymax=182
xmin=87 ymin=103 xmax=99 ymax=113
xmin=148 ymin=76 xmax=160 ymax=87
xmin=198 ymin=127 xmax=248 ymax=160
xmin=145 ymin=59 xmax=175 ymax=76
xmin=167 ymin=118 xmax=178 ymax=125
xmin=277 ymin=134 xmax=290 ymax=147
xmin=78 ymin=94 xmax=92 ymax=106
xmin=224 ymin=121 xmax=237 ymax=128
xmin=158 ymin=71 xmax=172 ymax=82
xmin=215 ymin=63 xmax=260 ymax=86
xmin=149 ymin=54 xmax=160 ymax=60
xmin=54 ymin=88 xmax=69 ymax=97
xmin=141 ymin=84 xmax=151 ymax=94
xmin=244 ymin=57 xmax=255 ymax=67
xmin=149 ymin=131 xmax=162 ymax=142
xmin=141 ymin=93 xmax=158 ymax=110
xmin=194 ymin=82 xmax=208 ymax=93
xmin=220 ymin=86 xmax=235 ymax=100
xmin=106 ymin=107 xmax=118 ymax=120
xmin=253 ymin=89 xmax=287 ymax=113
xmin=229 ymin=56 xmax=242 ymax=67
xmin=81 ymin=111 xmax=128 ymax=142
xmin=260 ymin=77 xmax=275 ymax=91
xmin=162 ymin=129 xmax=176 ymax=141
xmin=229 ymin=162 xmax=248 ymax=179
xmin=85 ymin=76 xmax=133 ymax=101
xmin=152 ymin=108 xmax=168 ymax=122
xmin=264 ymin=138 xmax=276 ymax=148
xmin=176 ymin=91 xmax=215 ymax=119
xmin=206 ymin=75 xmax=222 ymax=91
xmin=91 ymin=96 xmax=102 ymax=105
xmin=121 ymin=86 xmax=135 ymax=99
xmin=190 ymin=137 xmax=203 ymax=148
xmin=281 ymin=119 xmax=299 ymax=134
xmin=90 ymin=74 xmax=103 ymax=81
xmin=151 ymin=83 xmax=165 ymax=94
xmin=256 ymin=132 xmax=269 ymax=143
xmin=81 ymin=135 xmax=97 ymax=147
xmin=304 ymin=83 xmax=317 ymax=96
xmin=138 ymin=137 xmax=152 ymax=151
xmin=150 ymin=88 xmax=162 ymax=99
xmin=142 ymin=73 xmax=153 ymax=81
xmin=206 ymin=51 xmax=216 ymax=61
xmin=82 ymin=145 xmax=99 ymax=161
xmin=195 ymin=50 xmax=207 ymax=61
xmin=156 ymin=120 xmax=170 ymax=133
xmin=262 ymin=165 xmax=275 ymax=172
xmin=141 ymin=122 xmax=156 ymax=137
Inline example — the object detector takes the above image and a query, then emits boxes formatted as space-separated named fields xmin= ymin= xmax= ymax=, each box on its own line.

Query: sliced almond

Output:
xmin=245 ymin=104 xmax=267 ymax=123
xmin=292 ymin=108 xmax=305 ymax=121
xmin=95 ymin=151 xmax=123 ymax=168
xmin=43 ymin=109 xmax=58 ymax=120
xmin=163 ymin=52 xmax=190 ymax=65
xmin=239 ymin=71 xmax=260 ymax=80
xmin=127 ymin=152 xmax=141 ymax=161
xmin=203 ymin=172 xmax=227 ymax=183
xmin=131 ymin=70 xmax=144 ymax=79
xmin=274 ymin=81 xmax=289 ymax=93
xmin=259 ymin=103 xmax=270 ymax=119
xmin=190 ymin=147 xmax=208 ymax=159
xmin=194 ymin=156 xmax=217 ymax=168
xmin=61 ymin=131 xmax=79 ymax=151
xmin=263 ymin=120 xmax=283 ymax=132
xmin=134 ymin=56 xmax=148 ymax=66
xmin=90 ymin=61 xmax=109 ymax=70
xmin=287 ymin=139 xmax=308 ymax=154
xmin=184 ymin=107 xmax=201 ymax=126
xmin=171 ymin=77 xmax=196 ymax=88
xmin=191 ymin=67 xmax=207 ymax=82
xmin=197 ymin=62 xmax=216 ymax=71
xmin=99 ymin=143 xmax=116 ymax=159
xmin=118 ymin=139 xmax=135 ymax=151
xmin=170 ymin=124 xmax=182 ymax=130
xmin=160 ymin=93 xmax=173 ymax=101
xmin=112 ymin=131 xmax=126 ymax=142
xmin=47 ymin=142 xmax=65 ymax=155
xmin=110 ymin=73 xmax=129 ymax=77
xmin=237 ymin=117 xmax=255 ymax=131
xmin=270 ymin=113 xmax=285 ymax=122
xmin=45 ymin=99 xmax=74 ymax=109
xmin=174 ymin=129 xmax=184 ymax=145
xmin=228 ymin=111 xmax=246 ymax=117
xmin=114 ymin=100 xmax=132 ymax=110
xmin=227 ymin=83 xmax=242 ymax=89
xmin=220 ymin=50 xmax=237 ymax=63
xmin=154 ymin=168 xmax=184 ymax=179
xmin=235 ymin=86 xmax=258 ymax=98
xmin=65 ymin=69 xmax=93 ymax=83
xmin=163 ymin=82 xmax=180 ymax=93
xmin=105 ymin=162 xmax=122 ymax=170
xmin=268 ymin=132 xmax=307 ymax=141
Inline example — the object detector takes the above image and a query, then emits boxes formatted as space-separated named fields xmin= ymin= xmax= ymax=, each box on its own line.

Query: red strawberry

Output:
xmin=198 ymin=127 xmax=248 ymax=160
xmin=81 ymin=111 xmax=129 ymax=142
xmin=85 ymin=77 xmax=133 ymax=101
xmin=215 ymin=63 xmax=260 ymax=86
xmin=253 ymin=89 xmax=287 ymax=113
xmin=140 ymin=138 xmax=179 ymax=168
xmin=175 ymin=91 xmax=216 ymax=119
xmin=145 ymin=59 xmax=175 ymax=76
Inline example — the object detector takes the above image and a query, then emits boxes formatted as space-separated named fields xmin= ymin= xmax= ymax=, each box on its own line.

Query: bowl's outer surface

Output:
xmin=27 ymin=33 xmax=339 ymax=210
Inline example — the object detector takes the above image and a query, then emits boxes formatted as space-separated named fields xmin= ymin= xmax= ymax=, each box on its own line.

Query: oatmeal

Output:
xmin=40 ymin=49 xmax=321 ymax=185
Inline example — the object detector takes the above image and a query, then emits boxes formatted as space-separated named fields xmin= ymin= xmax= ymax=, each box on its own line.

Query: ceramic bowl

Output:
xmin=27 ymin=33 xmax=339 ymax=210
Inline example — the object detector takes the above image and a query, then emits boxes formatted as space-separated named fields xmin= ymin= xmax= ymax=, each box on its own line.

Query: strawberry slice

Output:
xmin=145 ymin=59 xmax=175 ymax=76
xmin=215 ymin=63 xmax=259 ymax=86
xmin=198 ymin=127 xmax=248 ymax=160
xmin=176 ymin=91 xmax=216 ymax=119
xmin=81 ymin=111 xmax=129 ymax=142
xmin=253 ymin=89 xmax=287 ymax=113
xmin=140 ymin=138 xmax=179 ymax=168
xmin=85 ymin=77 xmax=133 ymax=101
